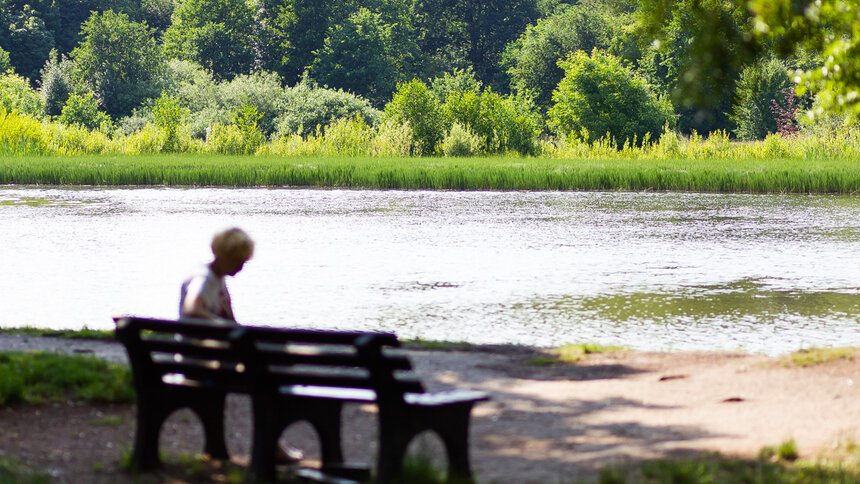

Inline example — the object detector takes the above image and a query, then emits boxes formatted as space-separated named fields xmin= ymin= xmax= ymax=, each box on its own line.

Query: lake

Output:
xmin=1 ymin=187 xmax=857 ymax=354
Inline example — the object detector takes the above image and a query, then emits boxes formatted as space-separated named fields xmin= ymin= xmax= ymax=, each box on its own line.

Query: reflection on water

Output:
xmin=0 ymin=187 xmax=858 ymax=354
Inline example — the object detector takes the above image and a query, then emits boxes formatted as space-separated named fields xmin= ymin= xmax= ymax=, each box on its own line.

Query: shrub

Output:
xmin=730 ymin=58 xmax=792 ymax=140
xmin=43 ymin=122 xmax=112 ymax=155
xmin=548 ymin=49 xmax=673 ymax=146
xmin=39 ymin=51 xmax=73 ymax=117
xmin=152 ymin=93 xmax=188 ymax=152
xmin=442 ymin=88 xmax=541 ymax=155
xmin=231 ymin=103 xmax=265 ymax=154
xmin=0 ymin=72 xmax=43 ymax=117
xmin=0 ymin=46 xmax=11 ymax=73
xmin=0 ymin=109 xmax=50 ymax=155
xmin=441 ymin=123 xmax=482 ymax=156
xmin=323 ymin=115 xmax=374 ymax=156
xmin=58 ymin=92 xmax=112 ymax=131
xmin=275 ymin=76 xmax=380 ymax=138
xmin=218 ymin=70 xmax=286 ymax=137
xmin=370 ymin=119 xmax=414 ymax=156
xmin=385 ymin=79 xmax=445 ymax=155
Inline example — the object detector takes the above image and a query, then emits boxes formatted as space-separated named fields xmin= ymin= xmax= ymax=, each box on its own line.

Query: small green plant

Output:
xmin=0 ymin=456 xmax=50 ymax=484
xmin=231 ymin=102 xmax=265 ymax=154
xmin=760 ymin=439 xmax=800 ymax=462
xmin=788 ymin=348 xmax=855 ymax=367
xmin=528 ymin=343 xmax=625 ymax=365
xmin=89 ymin=415 xmax=125 ymax=427
xmin=441 ymin=123 xmax=482 ymax=157
xmin=0 ymin=351 xmax=134 ymax=405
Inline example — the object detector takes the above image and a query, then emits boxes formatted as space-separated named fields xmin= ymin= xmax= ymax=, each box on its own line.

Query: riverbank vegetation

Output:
xmin=2 ymin=0 xmax=860 ymax=165
xmin=1 ymin=153 xmax=858 ymax=193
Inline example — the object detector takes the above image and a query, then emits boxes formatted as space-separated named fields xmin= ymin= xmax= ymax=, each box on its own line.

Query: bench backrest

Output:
xmin=237 ymin=326 xmax=425 ymax=400
xmin=114 ymin=316 xmax=249 ymax=394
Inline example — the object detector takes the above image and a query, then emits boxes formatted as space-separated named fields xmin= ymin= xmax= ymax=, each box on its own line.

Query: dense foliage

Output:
xmin=0 ymin=0 xmax=858 ymax=150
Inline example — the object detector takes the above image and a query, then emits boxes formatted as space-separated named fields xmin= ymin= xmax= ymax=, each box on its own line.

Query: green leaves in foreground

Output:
xmin=0 ymin=351 xmax=133 ymax=406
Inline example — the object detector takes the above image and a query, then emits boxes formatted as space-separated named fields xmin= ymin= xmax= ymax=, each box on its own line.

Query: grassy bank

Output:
xmin=1 ymin=154 xmax=859 ymax=193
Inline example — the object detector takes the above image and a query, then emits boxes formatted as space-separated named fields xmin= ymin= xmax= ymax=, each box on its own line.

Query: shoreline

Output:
xmin=1 ymin=334 xmax=859 ymax=482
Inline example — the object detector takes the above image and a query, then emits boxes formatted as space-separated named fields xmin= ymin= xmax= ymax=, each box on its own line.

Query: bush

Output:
xmin=323 ymin=115 xmax=374 ymax=156
xmin=218 ymin=70 xmax=286 ymax=137
xmin=152 ymin=93 xmax=187 ymax=152
xmin=441 ymin=123 xmax=482 ymax=156
xmin=39 ymin=52 xmax=73 ymax=117
xmin=370 ymin=119 xmax=414 ymax=156
xmin=442 ymin=88 xmax=542 ymax=155
xmin=385 ymin=79 xmax=445 ymax=155
xmin=0 ymin=109 xmax=50 ymax=155
xmin=275 ymin=76 xmax=380 ymax=138
xmin=0 ymin=47 xmax=11 ymax=73
xmin=730 ymin=58 xmax=792 ymax=140
xmin=58 ymin=92 xmax=112 ymax=131
xmin=548 ymin=49 xmax=673 ymax=146
xmin=0 ymin=72 xmax=43 ymax=117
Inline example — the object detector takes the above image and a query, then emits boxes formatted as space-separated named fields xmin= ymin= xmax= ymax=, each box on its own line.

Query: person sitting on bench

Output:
xmin=178 ymin=227 xmax=303 ymax=463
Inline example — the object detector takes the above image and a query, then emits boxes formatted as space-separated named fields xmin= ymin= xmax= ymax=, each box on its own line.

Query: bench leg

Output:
xmin=303 ymin=399 xmax=345 ymax=466
xmin=131 ymin=398 xmax=165 ymax=471
xmin=249 ymin=397 xmax=278 ymax=483
xmin=376 ymin=415 xmax=411 ymax=484
xmin=195 ymin=392 xmax=229 ymax=460
xmin=434 ymin=405 xmax=477 ymax=483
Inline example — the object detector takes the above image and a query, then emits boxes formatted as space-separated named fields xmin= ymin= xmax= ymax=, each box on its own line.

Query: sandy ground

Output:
xmin=0 ymin=334 xmax=858 ymax=483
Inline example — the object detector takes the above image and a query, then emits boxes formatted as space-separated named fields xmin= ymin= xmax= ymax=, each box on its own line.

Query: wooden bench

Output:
xmin=114 ymin=316 xmax=248 ymax=470
xmin=114 ymin=316 xmax=489 ymax=483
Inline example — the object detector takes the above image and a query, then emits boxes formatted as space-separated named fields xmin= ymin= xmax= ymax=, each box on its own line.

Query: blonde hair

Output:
xmin=211 ymin=228 xmax=254 ymax=261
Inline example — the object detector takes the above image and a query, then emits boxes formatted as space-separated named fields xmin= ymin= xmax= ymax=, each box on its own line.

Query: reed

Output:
xmin=0 ymin=154 xmax=858 ymax=193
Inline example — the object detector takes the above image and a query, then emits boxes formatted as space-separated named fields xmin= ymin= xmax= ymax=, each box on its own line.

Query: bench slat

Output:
xmin=255 ymin=350 xmax=413 ymax=371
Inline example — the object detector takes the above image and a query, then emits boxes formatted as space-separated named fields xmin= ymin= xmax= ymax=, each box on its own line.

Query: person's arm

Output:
xmin=181 ymin=277 xmax=236 ymax=325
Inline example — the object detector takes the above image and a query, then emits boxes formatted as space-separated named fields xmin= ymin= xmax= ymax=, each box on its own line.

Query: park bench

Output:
xmin=114 ymin=316 xmax=489 ymax=483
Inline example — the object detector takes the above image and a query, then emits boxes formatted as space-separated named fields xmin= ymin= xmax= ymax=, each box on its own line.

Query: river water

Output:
xmin=1 ymin=187 xmax=858 ymax=354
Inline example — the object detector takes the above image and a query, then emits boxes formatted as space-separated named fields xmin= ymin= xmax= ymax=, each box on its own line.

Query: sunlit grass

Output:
xmin=0 ymin=351 xmax=133 ymax=405
xmin=1 ymin=154 xmax=859 ymax=193
xmin=0 ymin=326 xmax=114 ymax=340
xmin=786 ymin=347 xmax=856 ymax=367
xmin=528 ymin=343 xmax=625 ymax=365
xmin=597 ymin=440 xmax=860 ymax=483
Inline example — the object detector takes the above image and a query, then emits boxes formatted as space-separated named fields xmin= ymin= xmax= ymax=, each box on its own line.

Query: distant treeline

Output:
xmin=0 ymin=0 xmax=855 ymax=152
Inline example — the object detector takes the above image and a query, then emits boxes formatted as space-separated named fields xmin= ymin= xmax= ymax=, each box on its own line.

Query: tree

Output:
xmin=0 ymin=47 xmax=11 ymax=73
xmin=641 ymin=0 xmax=860 ymax=119
xmin=0 ymin=71 xmax=43 ymax=116
xmin=548 ymin=49 xmax=674 ymax=145
xmin=385 ymin=79 xmax=445 ymax=155
xmin=39 ymin=50 xmax=73 ymax=116
xmin=502 ymin=2 xmax=614 ymax=109
xmin=58 ymin=91 xmax=112 ymax=130
xmin=309 ymin=8 xmax=398 ymax=107
xmin=0 ymin=3 xmax=55 ymax=80
xmin=70 ymin=10 xmax=164 ymax=118
xmin=163 ymin=0 xmax=257 ymax=80
xmin=730 ymin=57 xmax=792 ymax=140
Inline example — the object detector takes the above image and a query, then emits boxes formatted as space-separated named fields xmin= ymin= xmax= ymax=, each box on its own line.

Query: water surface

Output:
xmin=1 ymin=187 xmax=857 ymax=354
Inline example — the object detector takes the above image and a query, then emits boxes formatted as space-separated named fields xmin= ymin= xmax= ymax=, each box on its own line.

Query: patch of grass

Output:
xmin=0 ymin=456 xmax=50 ymax=484
xmin=528 ymin=343 xmax=625 ymax=365
xmin=0 ymin=351 xmax=134 ymax=406
xmin=598 ymin=442 xmax=860 ymax=484
xmin=0 ymin=326 xmax=114 ymax=340
xmin=164 ymin=453 xmax=245 ymax=483
xmin=402 ymin=339 xmax=475 ymax=351
xmin=788 ymin=347 xmax=856 ymax=367
xmin=89 ymin=414 xmax=124 ymax=427
xmin=760 ymin=439 xmax=800 ymax=462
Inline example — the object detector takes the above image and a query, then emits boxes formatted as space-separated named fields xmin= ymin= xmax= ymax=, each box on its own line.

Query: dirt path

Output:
xmin=1 ymin=335 xmax=858 ymax=483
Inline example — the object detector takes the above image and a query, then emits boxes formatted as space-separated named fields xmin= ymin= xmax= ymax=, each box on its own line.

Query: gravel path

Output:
xmin=1 ymin=335 xmax=859 ymax=483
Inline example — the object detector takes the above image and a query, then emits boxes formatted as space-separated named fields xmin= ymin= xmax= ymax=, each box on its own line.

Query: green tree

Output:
xmin=729 ymin=57 xmax=792 ymax=140
xmin=152 ymin=93 xmax=188 ymax=151
xmin=274 ymin=75 xmax=381 ymax=138
xmin=0 ymin=3 xmax=55 ymax=80
xmin=163 ymin=0 xmax=256 ymax=80
xmin=70 ymin=10 xmax=164 ymax=118
xmin=502 ymin=2 xmax=615 ymax=109
xmin=0 ymin=71 xmax=43 ymax=116
xmin=309 ymin=8 xmax=398 ymax=107
xmin=385 ymin=79 xmax=445 ymax=155
xmin=638 ymin=0 xmax=746 ymax=134
xmin=548 ymin=49 xmax=674 ymax=145
xmin=58 ymin=91 xmax=112 ymax=130
xmin=39 ymin=50 xmax=73 ymax=116
xmin=641 ymin=0 xmax=860 ymax=120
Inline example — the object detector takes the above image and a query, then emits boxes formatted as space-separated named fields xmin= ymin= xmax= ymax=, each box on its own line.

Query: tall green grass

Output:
xmin=0 ymin=154 xmax=858 ymax=193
